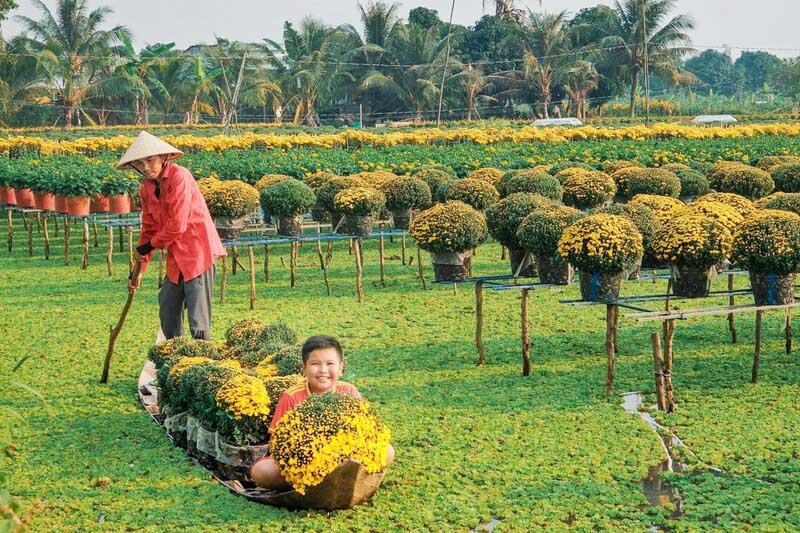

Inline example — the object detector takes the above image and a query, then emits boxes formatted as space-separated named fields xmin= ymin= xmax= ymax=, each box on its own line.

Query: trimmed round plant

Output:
xmin=444 ymin=178 xmax=500 ymax=210
xmin=255 ymin=174 xmax=292 ymax=191
xmin=467 ymin=167 xmax=504 ymax=185
xmin=629 ymin=194 xmax=687 ymax=223
xmin=485 ymin=193 xmax=553 ymax=249
xmin=316 ymin=176 xmax=368 ymax=211
xmin=203 ymin=179 xmax=259 ymax=218
xmin=517 ymin=205 xmax=584 ymax=256
xmin=732 ymin=210 xmax=800 ymax=276
xmin=504 ymin=172 xmax=563 ymax=202
xmin=612 ymin=167 xmax=681 ymax=200
xmin=412 ymin=168 xmax=456 ymax=202
xmin=259 ymin=179 xmax=316 ymax=217
xmin=708 ymin=164 xmax=774 ymax=199
xmin=763 ymin=193 xmax=800 ymax=215
xmin=409 ymin=201 xmax=488 ymax=254
xmin=651 ymin=214 xmax=733 ymax=268
xmin=333 ymin=187 xmax=386 ymax=216
xmin=562 ymin=171 xmax=616 ymax=210
xmin=557 ymin=214 xmax=643 ymax=273
xmin=695 ymin=192 xmax=755 ymax=217
xmin=771 ymin=163 xmax=800 ymax=193
xmin=380 ymin=176 xmax=432 ymax=211
xmin=680 ymin=201 xmax=744 ymax=233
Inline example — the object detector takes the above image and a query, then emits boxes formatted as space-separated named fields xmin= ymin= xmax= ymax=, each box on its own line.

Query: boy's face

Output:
xmin=132 ymin=155 xmax=166 ymax=180
xmin=303 ymin=347 xmax=344 ymax=394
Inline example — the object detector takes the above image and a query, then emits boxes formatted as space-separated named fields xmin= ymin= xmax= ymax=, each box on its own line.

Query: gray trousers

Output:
xmin=158 ymin=265 xmax=215 ymax=340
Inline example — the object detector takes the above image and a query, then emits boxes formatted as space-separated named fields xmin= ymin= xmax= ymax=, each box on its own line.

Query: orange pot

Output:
xmin=54 ymin=194 xmax=68 ymax=214
xmin=66 ymin=196 xmax=90 ymax=216
xmin=109 ymin=194 xmax=131 ymax=214
xmin=34 ymin=191 xmax=56 ymax=211
xmin=0 ymin=186 xmax=16 ymax=205
xmin=90 ymin=195 xmax=110 ymax=213
xmin=15 ymin=188 xmax=35 ymax=208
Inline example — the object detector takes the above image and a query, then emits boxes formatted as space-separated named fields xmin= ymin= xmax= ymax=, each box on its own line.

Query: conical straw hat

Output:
xmin=116 ymin=131 xmax=183 ymax=169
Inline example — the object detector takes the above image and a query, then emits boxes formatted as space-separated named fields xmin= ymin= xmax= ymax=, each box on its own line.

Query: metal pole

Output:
xmin=436 ymin=0 xmax=457 ymax=126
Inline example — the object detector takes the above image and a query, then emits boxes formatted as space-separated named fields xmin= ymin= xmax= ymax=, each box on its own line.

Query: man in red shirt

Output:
xmin=118 ymin=131 xmax=226 ymax=340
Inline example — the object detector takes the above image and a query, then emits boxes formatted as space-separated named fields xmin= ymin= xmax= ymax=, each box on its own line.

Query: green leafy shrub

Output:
xmin=548 ymin=161 xmax=595 ymax=176
xmin=594 ymin=203 xmax=659 ymax=253
xmin=412 ymin=168 xmax=456 ymax=202
xmin=466 ymin=167 xmax=504 ymax=185
xmin=601 ymin=160 xmax=642 ymax=174
xmin=771 ymin=163 xmax=800 ymax=193
xmin=504 ymin=173 xmax=563 ymax=202
xmin=709 ymin=164 xmax=774 ymax=199
xmin=443 ymin=178 xmax=499 ymax=210
xmin=254 ymin=174 xmax=292 ymax=191
xmin=259 ymin=179 xmax=316 ymax=217
xmin=755 ymin=155 xmax=800 ymax=171
xmin=409 ymin=201 xmax=488 ymax=253
xmin=333 ymin=186 xmax=386 ymax=216
xmin=732 ymin=210 xmax=800 ymax=275
xmin=485 ymin=193 xmax=553 ymax=248
xmin=316 ymin=176 xmax=368 ymax=211
xmin=148 ymin=338 xmax=223 ymax=369
xmin=764 ymin=193 xmax=800 ymax=215
xmin=224 ymin=318 xmax=267 ymax=354
xmin=380 ymin=176 xmax=432 ymax=210
xmin=517 ymin=205 xmax=584 ymax=256
xmin=271 ymin=344 xmax=304 ymax=376
xmin=663 ymin=164 xmax=710 ymax=197
xmin=303 ymin=171 xmax=337 ymax=190
xmin=254 ymin=323 xmax=298 ymax=355
xmin=612 ymin=168 xmax=681 ymax=200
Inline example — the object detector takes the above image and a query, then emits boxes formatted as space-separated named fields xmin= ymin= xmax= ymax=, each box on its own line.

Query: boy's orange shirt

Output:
xmin=269 ymin=379 xmax=362 ymax=432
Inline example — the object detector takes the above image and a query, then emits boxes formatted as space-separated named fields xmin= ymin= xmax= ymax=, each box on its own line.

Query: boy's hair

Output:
xmin=301 ymin=335 xmax=343 ymax=363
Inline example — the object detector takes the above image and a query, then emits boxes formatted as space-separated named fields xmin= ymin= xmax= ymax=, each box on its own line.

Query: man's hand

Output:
xmin=134 ymin=250 xmax=147 ymax=263
xmin=127 ymin=272 xmax=143 ymax=294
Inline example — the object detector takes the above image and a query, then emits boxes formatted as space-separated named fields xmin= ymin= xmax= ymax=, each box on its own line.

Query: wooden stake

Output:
xmin=786 ymin=308 xmax=792 ymax=354
xmin=26 ymin=214 xmax=33 ymax=257
xmin=42 ymin=215 xmax=50 ymax=260
xmin=316 ymin=238 xmax=331 ymax=296
xmin=248 ymin=245 xmax=256 ymax=309
xmin=728 ymin=273 xmax=737 ymax=343
xmin=355 ymin=239 xmax=365 ymax=303
xmin=501 ymin=246 xmax=507 ymax=261
xmin=118 ymin=224 xmax=124 ymax=252
xmin=651 ymin=332 xmax=666 ymax=411
xmin=232 ymin=246 xmax=239 ymax=275
xmin=416 ymin=246 xmax=427 ymax=290
xmin=453 ymin=283 xmax=458 ymax=296
xmin=53 ymin=214 xmax=58 ymax=237
xmin=220 ymin=256 xmax=227 ymax=304
xmin=401 ymin=234 xmax=406 ymax=265
xmin=6 ymin=208 xmax=11 ymax=252
xmin=325 ymin=241 xmax=333 ymax=269
xmin=81 ymin=219 xmax=89 ymax=269
xmin=521 ymin=289 xmax=531 ymax=376
xmin=663 ymin=318 xmax=676 ymax=412
xmin=379 ymin=226 xmax=386 ymax=286
xmin=290 ymin=241 xmax=297 ymax=288
xmin=605 ymin=304 xmax=617 ymax=396
xmin=93 ymin=222 xmax=99 ymax=248
xmin=475 ymin=281 xmax=486 ymax=365
xmin=100 ymin=261 xmax=142 ymax=383
xmin=157 ymin=250 xmax=164 ymax=288
xmin=752 ymin=310 xmax=763 ymax=383
xmin=64 ymin=218 xmax=70 ymax=266
xmin=106 ymin=226 xmax=113 ymax=277
xmin=35 ymin=211 xmax=41 ymax=233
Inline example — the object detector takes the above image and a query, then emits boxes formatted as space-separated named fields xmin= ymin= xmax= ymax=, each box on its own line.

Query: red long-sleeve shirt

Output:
xmin=138 ymin=163 xmax=226 ymax=283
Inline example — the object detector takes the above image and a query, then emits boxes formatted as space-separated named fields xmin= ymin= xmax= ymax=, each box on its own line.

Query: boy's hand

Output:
xmin=128 ymin=272 xmax=143 ymax=294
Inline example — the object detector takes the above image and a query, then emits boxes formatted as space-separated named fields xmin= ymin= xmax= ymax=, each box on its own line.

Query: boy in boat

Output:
xmin=250 ymin=335 xmax=395 ymax=489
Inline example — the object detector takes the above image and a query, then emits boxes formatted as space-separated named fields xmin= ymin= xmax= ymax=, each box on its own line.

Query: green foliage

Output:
xmin=709 ymin=164 xmax=775 ymax=199
xmin=548 ymin=161 xmax=595 ymax=176
xmin=771 ymin=163 xmax=800 ymax=193
xmin=613 ymin=168 xmax=681 ymax=200
xmin=504 ymin=173 xmax=563 ymax=202
xmin=485 ymin=193 xmax=553 ymax=248
xmin=443 ymin=178 xmax=499 ymax=210
xmin=593 ymin=203 xmax=659 ymax=252
xmin=764 ymin=193 xmax=800 ymax=215
xmin=662 ymin=164 xmax=710 ymax=197
xmin=731 ymin=211 xmax=800 ymax=275
xmin=254 ymin=323 xmax=298 ymax=356
xmin=271 ymin=344 xmax=304 ymax=376
xmin=562 ymin=171 xmax=617 ymax=210
xmin=224 ymin=318 xmax=266 ymax=354
xmin=412 ymin=168 xmax=456 ymax=202
xmin=315 ymin=176 xmax=368 ymax=211
xmin=259 ymin=179 xmax=316 ymax=217
xmin=380 ymin=177 xmax=432 ymax=210
xmin=148 ymin=338 xmax=223 ymax=369
xmin=517 ymin=205 xmax=584 ymax=256
xmin=176 ymin=362 xmax=239 ymax=422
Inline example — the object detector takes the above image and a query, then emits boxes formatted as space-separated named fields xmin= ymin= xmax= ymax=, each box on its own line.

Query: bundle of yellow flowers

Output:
xmin=316 ymin=176 xmax=369 ymax=211
xmin=755 ymin=155 xmax=800 ymax=171
xmin=197 ymin=177 xmax=220 ymax=198
xmin=467 ymin=167 xmax=504 ymax=185
xmin=214 ymin=373 xmax=272 ymax=445
xmin=628 ymin=194 xmax=685 ymax=223
xmin=561 ymin=171 xmax=616 ymax=210
xmin=303 ymin=171 xmax=338 ymax=191
xmin=557 ymin=214 xmax=643 ymax=273
xmin=333 ymin=186 xmax=386 ymax=216
xmin=708 ymin=163 xmax=774 ymax=199
xmin=443 ymin=178 xmax=500 ymax=210
xmin=611 ymin=167 xmax=681 ymax=200
xmin=254 ymin=174 xmax=292 ymax=191
xmin=732 ymin=210 xmax=800 ymax=276
xmin=651 ymin=214 xmax=732 ymax=268
xmin=694 ymin=192 xmax=755 ymax=217
xmin=270 ymin=393 xmax=391 ymax=494
xmin=601 ymin=160 xmax=643 ymax=174
xmin=202 ymin=179 xmax=260 ymax=218
xmin=680 ymin=201 xmax=744 ymax=233
xmin=409 ymin=201 xmax=488 ymax=254
xmin=348 ymin=171 xmax=396 ymax=188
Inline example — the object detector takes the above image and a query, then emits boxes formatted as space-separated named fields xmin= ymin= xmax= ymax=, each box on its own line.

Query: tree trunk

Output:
xmin=629 ymin=70 xmax=640 ymax=119
xmin=63 ymin=104 xmax=74 ymax=128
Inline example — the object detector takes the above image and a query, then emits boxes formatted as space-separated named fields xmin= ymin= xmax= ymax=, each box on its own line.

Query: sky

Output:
xmin=4 ymin=0 xmax=799 ymax=59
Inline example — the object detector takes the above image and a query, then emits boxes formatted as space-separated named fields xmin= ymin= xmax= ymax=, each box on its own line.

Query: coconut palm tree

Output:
xmin=15 ymin=0 xmax=129 ymax=127
xmin=448 ymin=61 xmax=497 ymax=121
xmin=0 ymin=36 xmax=49 ymax=126
xmin=560 ymin=60 xmax=599 ymax=120
xmin=602 ymin=0 xmax=694 ymax=118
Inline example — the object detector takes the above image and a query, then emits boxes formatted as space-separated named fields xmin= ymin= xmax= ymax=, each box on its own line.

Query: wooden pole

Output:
xmin=752 ymin=310 xmax=763 ymax=383
xmin=290 ymin=242 xmax=297 ymax=288
xmin=786 ymin=308 xmax=793 ymax=354
xmin=42 ymin=215 xmax=49 ymax=260
xmin=6 ymin=208 xmax=11 ymax=252
xmin=64 ymin=218 xmax=70 ymax=266
xmin=100 ymin=261 xmax=142 ymax=383
xmin=521 ymin=288 xmax=531 ymax=376
xmin=475 ymin=281 xmax=486 ymax=365
xmin=127 ymin=225 xmax=133 ymax=271
xmin=220 ymin=256 xmax=227 ymax=304
xmin=355 ymin=239 xmax=365 ymax=303
xmin=118 ymin=224 xmax=124 ymax=252
xmin=379 ymin=226 xmax=386 ymax=286
xmin=651 ymin=332 xmax=666 ymax=411
xmin=416 ymin=246 xmax=427 ymax=290
xmin=157 ymin=250 xmax=164 ymax=288
xmin=81 ymin=219 xmax=89 ymax=269
xmin=728 ymin=273 xmax=737 ymax=343
xmin=325 ymin=241 xmax=334 ymax=269
xmin=53 ymin=213 xmax=58 ymax=236
xmin=401 ymin=234 xmax=407 ymax=265
xmin=501 ymin=246 xmax=507 ymax=261
xmin=264 ymin=244 xmax=270 ymax=282
xmin=92 ymin=222 xmax=99 ymax=248
xmin=26 ymin=214 xmax=33 ymax=257
xmin=316 ymin=238 xmax=331 ymax=296
xmin=248 ymin=245 xmax=256 ymax=310
xmin=106 ymin=226 xmax=113 ymax=277
xmin=663 ymin=318 xmax=676 ymax=412
xmin=35 ymin=211 xmax=41 ymax=233
xmin=232 ymin=246 xmax=239 ymax=275
xmin=605 ymin=304 xmax=617 ymax=396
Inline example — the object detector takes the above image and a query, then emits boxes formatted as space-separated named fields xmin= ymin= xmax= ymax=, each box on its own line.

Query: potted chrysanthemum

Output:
xmin=557 ymin=214 xmax=643 ymax=303
xmin=333 ymin=186 xmax=386 ymax=236
xmin=316 ymin=176 xmax=368 ymax=230
xmin=380 ymin=176 xmax=432 ymax=229
xmin=732 ymin=210 xmax=800 ymax=305
xmin=517 ymin=205 xmax=584 ymax=284
xmin=443 ymin=178 xmax=500 ymax=212
xmin=259 ymin=180 xmax=316 ymax=236
xmin=561 ymin=171 xmax=617 ymax=210
xmin=486 ymin=193 xmax=553 ymax=277
xmin=651 ymin=214 xmax=733 ymax=298
xmin=202 ymin=179 xmax=260 ymax=240
xmin=409 ymin=201 xmax=488 ymax=282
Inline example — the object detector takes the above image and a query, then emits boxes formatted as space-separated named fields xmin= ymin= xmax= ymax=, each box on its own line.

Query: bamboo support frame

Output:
xmin=605 ymin=304 xmax=618 ymax=396
xmin=81 ymin=219 xmax=89 ymax=269
xmin=64 ymin=218 xmax=70 ymax=266
xmin=521 ymin=289 xmax=531 ymax=376
xmin=379 ymin=229 xmax=386 ymax=286
xmin=264 ymin=244 xmax=270 ymax=282
xmin=728 ymin=274 xmax=737 ymax=343
xmin=651 ymin=332 xmax=666 ymax=411
xmin=26 ymin=214 xmax=33 ymax=257
xmin=248 ymin=246 xmax=256 ymax=310
xmin=290 ymin=242 xmax=298 ymax=288
xmin=106 ymin=226 xmax=113 ymax=277
xmin=35 ymin=212 xmax=40 ymax=233
xmin=416 ymin=246 xmax=427 ymax=290
xmin=232 ymin=246 xmax=239 ymax=275
xmin=663 ymin=319 xmax=676 ymax=412
xmin=6 ymin=209 xmax=12 ymax=252
xmin=786 ymin=308 xmax=793 ymax=354
xmin=53 ymin=214 xmax=59 ymax=237
xmin=354 ymin=239 xmax=365 ymax=303
xmin=316 ymin=238 xmax=331 ymax=296
xmin=42 ymin=216 xmax=49 ymax=260
xmin=401 ymin=234 xmax=406 ymax=265
xmin=475 ymin=281 xmax=486 ymax=365
xmin=93 ymin=222 xmax=99 ymax=248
